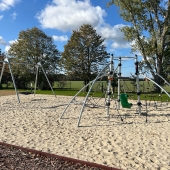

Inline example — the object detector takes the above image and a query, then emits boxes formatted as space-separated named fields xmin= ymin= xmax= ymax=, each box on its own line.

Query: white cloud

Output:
xmin=5 ymin=45 xmax=10 ymax=52
xmin=111 ymin=42 xmax=131 ymax=49
xmin=52 ymin=35 xmax=68 ymax=42
xmin=97 ymin=24 xmax=125 ymax=41
xmin=0 ymin=0 xmax=21 ymax=11
xmin=11 ymin=12 xmax=17 ymax=19
xmin=9 ymin=39 xmax=18 ymax=44
xmin=36 ymin=0 xmax=106 ymax=32
xmin=0 ymin=36 xmax=6 ymax=45
xmin=36 ymin=0 xmax=131 ymax=50
xmin=0 ymin=15 xmax=3 ymax=20
xmin=97 ymin=24 xmax=132 ymax=49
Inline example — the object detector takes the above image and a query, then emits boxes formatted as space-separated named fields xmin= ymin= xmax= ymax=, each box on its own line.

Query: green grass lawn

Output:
xmin=1 ymin=80 xmax=170 ymax=102
xmin=17 ymin=89 xmax=169 ymax=102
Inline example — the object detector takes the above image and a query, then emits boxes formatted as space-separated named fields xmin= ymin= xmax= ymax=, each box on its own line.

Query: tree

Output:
xmin=61 ymin=24 xmax=109 ymax=91
xmin=163 ymin=28 xmax=170 ymax=80
xmin=8 ymin=27 xmax=61 ymax=89
xmin=107 ymin=0 xmax=170 ymax=90
xmin=0 ymin=51 xmax=11 ymax=88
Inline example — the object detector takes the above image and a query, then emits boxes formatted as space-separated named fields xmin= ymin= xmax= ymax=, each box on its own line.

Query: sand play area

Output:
xmin=0 ymin=94 xmax=170 ymax=170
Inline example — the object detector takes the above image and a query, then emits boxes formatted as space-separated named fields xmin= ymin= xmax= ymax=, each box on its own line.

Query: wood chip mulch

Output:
xmin=0 ymin=144 xmax=118 ymax=170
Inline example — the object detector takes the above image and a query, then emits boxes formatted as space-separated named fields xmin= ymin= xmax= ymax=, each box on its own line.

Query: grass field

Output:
xmin=53 ymin=80 xmax=170 ymax=92
xmin=1 ymin=80 xmax=170 ymax=102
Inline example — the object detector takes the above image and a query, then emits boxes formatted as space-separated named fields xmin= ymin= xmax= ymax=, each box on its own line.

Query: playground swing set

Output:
xmin=0 ymin=55 xmax=56 ymax=103
xmin=60 ymin=54 xmax=170 ymax=127
xmin=1 ymin=54 xmax=169 ymax=126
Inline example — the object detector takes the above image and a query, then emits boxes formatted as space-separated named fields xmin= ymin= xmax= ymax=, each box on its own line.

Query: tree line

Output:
xmin=0 ymin=0 xmax=169 ymax=92
xmin=0 ymin=25 xmax=108 ymax=91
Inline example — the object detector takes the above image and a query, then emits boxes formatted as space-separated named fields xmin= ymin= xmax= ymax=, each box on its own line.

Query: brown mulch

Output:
xmin=0 ymin=143 xmax=120 ymax=170
xmin=0 ymin=144 xmax=106 ymax=170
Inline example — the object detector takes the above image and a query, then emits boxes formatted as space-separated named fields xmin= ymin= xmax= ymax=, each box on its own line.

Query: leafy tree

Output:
xmin=163 ymin=29 xmax=170 ymax=80
xmin=8 ymin=27 xmax=61 ymax=89
xmin=0 ymin=52 xmax=11 ymax=88
xmin=107 ymin=0 xmax=170 ymax=89
xmin=61 ymin=24 xmax=109 ymax=91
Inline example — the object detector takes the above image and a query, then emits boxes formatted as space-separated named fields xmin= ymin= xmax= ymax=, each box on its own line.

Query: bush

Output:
xmin=38 ymin=81 xmax=54 ymax=90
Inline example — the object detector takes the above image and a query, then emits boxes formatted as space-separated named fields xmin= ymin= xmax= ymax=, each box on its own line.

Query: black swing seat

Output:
xmin=120 ymin=93 xmax=132 ymax=108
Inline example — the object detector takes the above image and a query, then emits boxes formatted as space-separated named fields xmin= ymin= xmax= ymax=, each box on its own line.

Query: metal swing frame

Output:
xmin=0 ymin=57 xmax=56 ymax=103
xmin=0 ymin=57 xmax=20 ymax=103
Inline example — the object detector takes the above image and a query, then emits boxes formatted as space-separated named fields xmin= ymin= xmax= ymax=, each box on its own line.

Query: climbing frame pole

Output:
xmin=135 ymin=55 xmax=142 ymax=115
xmin=117 ymin=57 xmax=122 ymax=110
xmin=77 ymin=63 xmax=109 ymax=127
xmin=106 ymin=54 xmax=114 ymax=116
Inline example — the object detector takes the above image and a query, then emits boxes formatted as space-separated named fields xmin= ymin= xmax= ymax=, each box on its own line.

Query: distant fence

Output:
xmin=2 ymin=80 xmax=170 ymax=93
xmin=54 ymin=81 xmax=108 ymax=92
xmin=54 ymin=80 xmax=170 ymax=93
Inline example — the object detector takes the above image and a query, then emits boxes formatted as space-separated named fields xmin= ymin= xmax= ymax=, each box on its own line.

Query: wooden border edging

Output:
xmin=0 ymin=142 xmax=121 ymax=170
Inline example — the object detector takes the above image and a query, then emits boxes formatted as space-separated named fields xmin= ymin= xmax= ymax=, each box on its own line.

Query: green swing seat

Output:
xmin=120 ymin=93 xmax=132 ymax=109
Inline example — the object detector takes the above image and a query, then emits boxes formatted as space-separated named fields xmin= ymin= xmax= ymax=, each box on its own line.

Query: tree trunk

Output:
xmin=154 ymin=55 xmax=163 ymax=92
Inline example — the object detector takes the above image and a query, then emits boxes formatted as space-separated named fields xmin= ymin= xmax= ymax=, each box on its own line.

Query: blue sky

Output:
xmin=0 ymin=0 xmax=139 ymax=75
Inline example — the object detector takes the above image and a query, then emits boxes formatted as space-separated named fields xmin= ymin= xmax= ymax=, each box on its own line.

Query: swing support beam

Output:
xmin=0 ymin=57 xmax=56 ymax=103
xmin=0 ymin=57 xmax=20 ymax=103
xmin=34 ymin=62 xmax=56 ymax=97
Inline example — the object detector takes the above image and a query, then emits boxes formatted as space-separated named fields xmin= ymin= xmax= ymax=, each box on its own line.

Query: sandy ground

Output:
xmin=0 ymin=90 xmax=16 ymax=96
xmin=0 ymin=94 xmax=170 ymax=170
